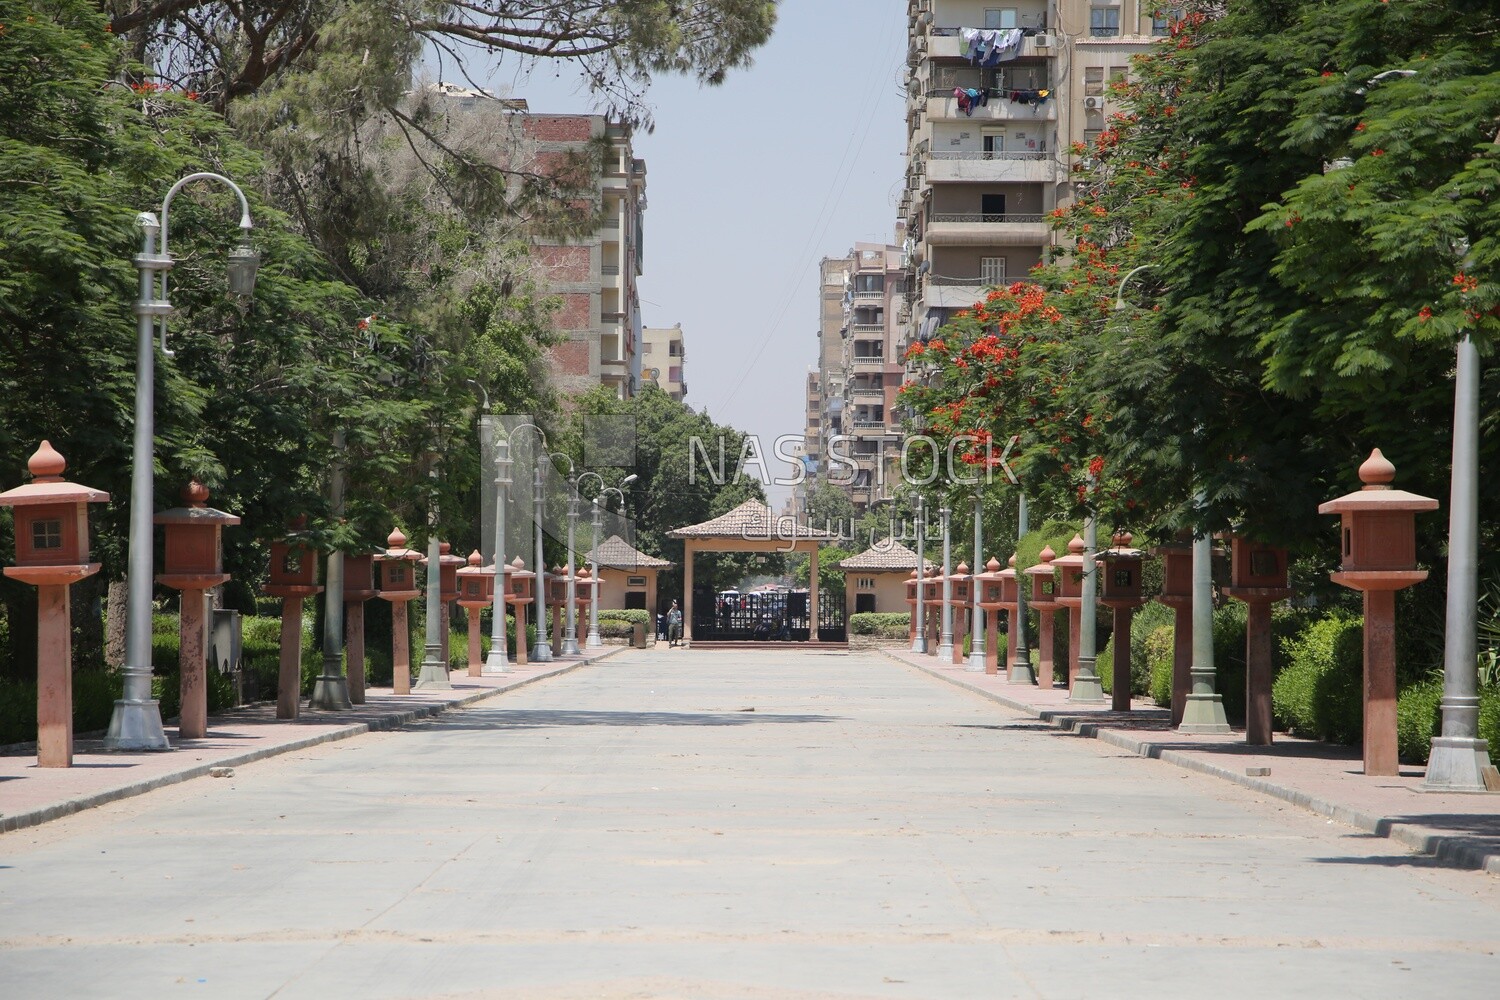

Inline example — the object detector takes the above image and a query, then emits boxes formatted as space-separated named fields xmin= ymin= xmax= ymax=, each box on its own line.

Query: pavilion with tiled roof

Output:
xmin=584 ymin=535 xmax=673 ymax=619
xmin=666 ymin=500 xmax=837 ymax=647
xmin=839 ymin=540 xmax=935 ymax=619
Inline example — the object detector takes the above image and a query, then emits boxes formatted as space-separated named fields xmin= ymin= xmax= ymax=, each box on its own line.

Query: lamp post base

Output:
xmin=561 ymin=638 xmax=580 ymax=656
xmin=586 ymin=630 xmax=603 ymax=649
xmin=414 ymin=656 xmax=453 ymax=690
xmin=965 ymin=649 xmax=986 ymax=672
xmin=482 ymin=649 xmax=510 ymax=676
xmin=104 ymin=697 xmax=171 ymax=751
xmin=1068 ymin=655 xmax=1106 ymax=704
xmin=1423 ymin=737 xmax=1496 ymax=792
xmin=308 ymin=673 xmax=353 ymax=711
xmin=936 ymin=642 xmax=954 ymax=661
xmin=531 ymin=641 xmax=553 ymax=663
xmin=1178 ymin=692 xmax=1231 ymax=734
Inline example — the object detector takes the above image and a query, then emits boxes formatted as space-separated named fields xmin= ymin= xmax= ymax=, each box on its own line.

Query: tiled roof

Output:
xmin=666 ymin=499 xmax=836 ymax=540
xmin=838 ymin=540 xmax=934 ymax=572
xmin=586 ymin=535 xmax=674 ymax=570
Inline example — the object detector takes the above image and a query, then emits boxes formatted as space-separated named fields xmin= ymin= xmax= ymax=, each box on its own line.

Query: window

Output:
xmin=1152 ymin=7 xmax=1183 ymax=35
xmin=669 ymin=341 xmax=682 ymax=356
xmin=981 ymin=193 xmax=1007 ymax=220
xmin=31 ymin=518 xmax=62 ymax=551
xmin=669 ymin=365 xmax=682 ymax=382
xmin=1083 ymin=128 xmax=1103 ymax=151
xmin=981 ymin=257 xmax=1006 ymax=284
xmin=983 ymin=131 xmax=1005 ymax=157
xmin=984 ymin=8 xmax=1018 ymax=29
xmin=1090 ymin=6 xmax=1120 ymax=36
xmin=854 ymin=274 xmax=885 ymax=294
xmin=1084 ymin=67 xmax=1105 ymax=97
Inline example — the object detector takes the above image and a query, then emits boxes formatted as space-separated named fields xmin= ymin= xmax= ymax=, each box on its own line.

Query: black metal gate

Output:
xmin=694 ymin=589 xmax=845 ymax=643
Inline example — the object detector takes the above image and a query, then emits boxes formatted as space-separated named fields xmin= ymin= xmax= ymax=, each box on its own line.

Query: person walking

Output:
xmin=667 ymin=600 xmax=683 ymax=648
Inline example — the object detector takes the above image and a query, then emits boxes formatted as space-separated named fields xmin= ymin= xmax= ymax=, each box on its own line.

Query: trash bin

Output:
xmin=632 ymin=622 xmax=646 ymax=648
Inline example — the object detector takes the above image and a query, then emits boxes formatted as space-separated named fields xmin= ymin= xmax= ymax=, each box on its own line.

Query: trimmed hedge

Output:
xmin=1397 ymin=677 xmax=1500 ymax=764
xmin=1100 ymin=602 xmax=1173 ymax=697
xmin=598 ymin=608 xmax=652 ymax=627
xmin=850 ymin=612 xmax=910 ymax=638
xmin=1272 ymin=611 xmax=1364 ymax=744
xmin=1146 ymin=623 xmax=1175 ymax=707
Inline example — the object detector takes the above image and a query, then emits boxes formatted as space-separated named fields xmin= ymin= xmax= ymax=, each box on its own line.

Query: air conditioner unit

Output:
xmin=1033 ymin=34 xmax=1053 ymax=48
xmin=1084 ymin=96 xmax=1106 ymax=111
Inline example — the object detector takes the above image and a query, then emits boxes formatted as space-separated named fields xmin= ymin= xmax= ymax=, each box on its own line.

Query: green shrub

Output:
xmin=849 ymin=612 xmax=910 ymax=638
xmin=598 ymin=608 xmax=651 ymax=626
xmin=0 ymin=670 xmax=126 ymax=745
xmin=1397 ymin=677 xmax=1444 ymax=763
xmin=600 ymin=620 xmax=635 ymax=639
xmin=1145 ymin=624 xmax=1175 ymax=708
xmin=1273 ymin=611 xmax=1364 ymax=744
xmin=1100 ymin=602 xmax=1173 ymax=697
xmin=1213 ymin=601 xmax=1248 ymax=726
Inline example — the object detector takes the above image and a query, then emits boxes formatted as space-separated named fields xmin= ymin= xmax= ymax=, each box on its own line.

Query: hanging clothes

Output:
xmin=992 ymin=28 xmax=1024 ymax=64
xmin=954 ymin=87 xmax=972 ymax=115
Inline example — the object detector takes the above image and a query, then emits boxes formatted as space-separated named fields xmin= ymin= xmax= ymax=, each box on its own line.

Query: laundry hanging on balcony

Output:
xmin=953 ymin=87 xmax=991 ymax=116
xmin=1007 ymin=88 xmax=1051 ymax=106
xmin=960 ymin=27 xmax=1024 ymax=67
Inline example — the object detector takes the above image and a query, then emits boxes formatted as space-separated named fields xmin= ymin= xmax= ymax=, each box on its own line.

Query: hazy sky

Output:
xmin=446 ymin=2 xmax=909 ymax=507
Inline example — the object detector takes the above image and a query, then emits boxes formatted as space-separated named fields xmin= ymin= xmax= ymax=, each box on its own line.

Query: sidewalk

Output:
xmin=0 ymin=646 xmax=626 ymax=834
xmin=883 ymin=647 xmax=1500 ymax=874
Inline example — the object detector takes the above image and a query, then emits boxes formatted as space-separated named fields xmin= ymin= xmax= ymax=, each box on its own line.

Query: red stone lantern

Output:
xmin=506 ymin=556 xmax=536 ymax=666
xmin=0 ymin=441 xmax=108 ymax=767
xmin=945 ymin=561 xmax=973 ymax=666
xmin=904 ymin=569 xmax=921 ymax=648
xmin=342 ymin=551 xmax=379 ymax=704
xmin=998 ymin=555 xmax=1030 ymax=683
xmin=1024 ymin=545 xmax=1061 ymax=688
xmin=545 ymin=565 xmax=570 ymax=652
xmin=1051 ymin=535 xmax=1087 ymax=690
xmin=455 ymin=550 xmax=496 ymax=678
xmin=263 ymin=518 xmax=323 ymax=720
xmin=154 ymin=480 xmax=240 ymax=739
xmin=975 ymin=556 xmax=1006 ymax=675
xmin=1152 ymin=536 xmax=1194 ymax=726
xmin=1319 ymin=449 xmax=1438 ymax=776
xmin=1099 ymin=532 xmax=1149 ymax=713
xmin=922 ymin=565 xmax=943 ymax=656
xmin=374 ymin=528 xmax=422 ymax=695
xmin=1223 ymin=536 xmax=1292 ymax=745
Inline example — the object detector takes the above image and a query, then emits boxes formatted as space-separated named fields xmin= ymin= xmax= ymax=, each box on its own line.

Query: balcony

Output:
xmin=851 ymin=287 xmax=884 ymax=304
xmin=922 ymin=94 xmax=1056 ymax=125
xmin=849 ymin=354 xmax=885 ymax=372
xmin=924 ymin=213 xmax=1050 ymax=246
xmin=849 ymin=384 xmax=885 ymax=402
xmin=924 ymin=150 xmax=1057 ymax=184
xmin=849 ymin=323 xmax=884 ymax=339
xmin=928 ymin=25 xmax=1051 ymax=62
xmin=922 ymin=275 xmax=993 ymax=309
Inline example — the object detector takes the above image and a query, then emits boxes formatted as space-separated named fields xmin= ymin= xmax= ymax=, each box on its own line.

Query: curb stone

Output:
xmin=883 ymin=649 xmax=1500 ymax=875
xmin=0 ymin=648 xmax=622 ymax=835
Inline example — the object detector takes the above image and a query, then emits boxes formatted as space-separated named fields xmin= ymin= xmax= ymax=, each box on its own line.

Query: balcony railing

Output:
xmin=928 ymin=274 xmax=995 ymax=286
xmin=849 ymin=323 xmax=884 ymax=336
xmin=602 ymin=264 xmax=621 ymax=276
xmin=928 ymin=149 xmax=1047 ymax=161
xmin=929 ymin=213 xmax=1046 ymax=224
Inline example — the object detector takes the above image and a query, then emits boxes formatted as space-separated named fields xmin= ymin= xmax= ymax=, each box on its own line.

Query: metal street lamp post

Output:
xmin=911 ymin=494 xmax=928 ymax=654
xmin=562 ymin=483 xmax=581 ymax=656
xmin=1011 ymin=491 xmax=1034 ymax=684
xmin=309 ymin=428 xmax=353 ymax=710
xmin=1069 ymin=492 xmax=1106 ymax=703
xmin=483 ymin=437 xmax=512 ymax=674
xmin=967 ymin=491 xmax=986 ymax=672
xmin=937 ymin=504 xmax=954 ymax=661
xmin=579 ymin=473 xmax=638 ymax=650
xmin=107 ymin=172 xmax=260 ymax=751
xmin=414 ymin=465 xmax=452 ymax=691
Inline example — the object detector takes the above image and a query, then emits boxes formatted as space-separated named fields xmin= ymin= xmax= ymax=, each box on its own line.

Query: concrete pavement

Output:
xmin=1 ymin=646 xmax=1497 ymax=998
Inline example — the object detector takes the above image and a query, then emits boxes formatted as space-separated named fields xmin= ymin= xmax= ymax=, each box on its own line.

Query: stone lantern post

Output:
xmin=904 ymin=570 xmax=920 ymax=650
xmin=374 ymin=528 xmax=422 ymax=695
xmin=506 ymin=557 xmax=536 ymax=666
xmin=263 ymin=521 xmax=322 ymax=720
xmin=1223 ymin=537 xmax=1292 ymax=745
xmin=0 ymin=441 xmax=108 ymax=767
xmin=1319 ymin=449 xmax=1438 ymax=776
xmin=947 ymin=561 xmax=973 ymax=667
xmin=975 ymin=557 xmax=1006 ymax=675
xmin=154 ymin=480 xmax=239 ymax=739
xmin=1152 ymin=537 xmax=1194 ymax=726
xmin=1052 ymin=536 xmax=1087 ymax=692
xmin=342 ymin=552 xmax=379 ymax=704
xmin=999 ymin=555 xmax=1032 ymax=684
xmin=1024 ymin=545 xmax=1061 ymax=688
xmin=922 ymin=565 xmax=943 ymax=657
xmin=455 ymin=550 xmax=495 ymax=677
xmin=1099 ymin=533 xmax=1149 ymax=713
xmin=575 ymin=566 xmax=594 ymax=648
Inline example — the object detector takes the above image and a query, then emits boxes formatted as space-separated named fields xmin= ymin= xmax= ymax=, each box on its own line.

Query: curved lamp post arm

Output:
xmin=1114 ymin=264 xmax=1155 ymax=312
xmin=159 ymin=172 xmax=254 ymax=255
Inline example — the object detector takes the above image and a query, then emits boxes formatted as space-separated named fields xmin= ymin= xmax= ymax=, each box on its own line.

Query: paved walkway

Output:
xmin=0 ymin=648 xmax=622 ymax=832
xmin=0 ymin=647 xmax=1496 ymax=998
xmin=885 ymin=647 xmax=1500 ymax=872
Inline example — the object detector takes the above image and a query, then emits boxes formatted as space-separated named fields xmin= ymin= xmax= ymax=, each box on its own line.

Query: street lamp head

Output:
xmin=227 ymin=236 xmax=260 ymax=298
xmin=621 ymin=474 xmax=639 ymax=486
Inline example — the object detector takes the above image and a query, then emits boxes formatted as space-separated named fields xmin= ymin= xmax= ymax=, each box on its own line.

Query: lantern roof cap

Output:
xmin=1319 ymin=449 xmax=1438 ymax=514
xmin=0 ymin=440 xmax=109 ymax=508
xmin=377 ymin=526 xmax=422 ymax=561
xmin=154 ymin=479 xmax=240 ymax=525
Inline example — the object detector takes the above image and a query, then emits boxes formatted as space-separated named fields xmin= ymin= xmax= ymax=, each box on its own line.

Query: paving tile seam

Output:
xmin=881 ymin=650 xmax=1500 ymax=876
xmin=1 ymin=928 xmax=1495 ymax=954
xmin=0 ymin=650 xmax=622 ymax=836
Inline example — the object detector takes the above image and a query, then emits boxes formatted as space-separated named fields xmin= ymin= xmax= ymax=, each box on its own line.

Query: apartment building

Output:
xmin=641 ymin=324 xmax=687 ymax=402
xmin=428 ymin=86 xmax=649 ymax=401
xmin=838 ymin=242 xmax=908 ymax=512
xmin=899 ymin=1 xmax=1161 ymax=352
